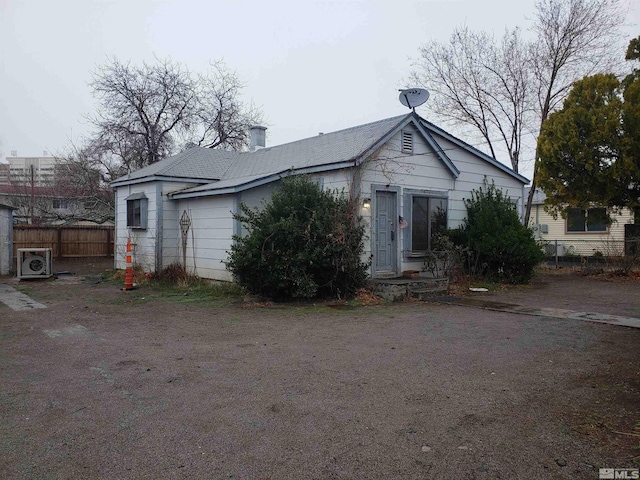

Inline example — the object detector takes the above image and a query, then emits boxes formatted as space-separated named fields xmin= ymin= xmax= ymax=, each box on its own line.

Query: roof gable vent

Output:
xmin=401 ymin=131 xmax=413 ymax=153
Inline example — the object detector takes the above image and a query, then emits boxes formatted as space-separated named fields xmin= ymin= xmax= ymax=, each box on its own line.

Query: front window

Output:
xmin=566 ymin=207 xmax=607 ymax=232
xmin=406 ymin=193 xmax=448 ymax=254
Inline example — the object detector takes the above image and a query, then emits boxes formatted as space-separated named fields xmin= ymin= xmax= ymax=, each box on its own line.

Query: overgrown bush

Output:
xmin=453 ymin=181 xmax=545 ymax=283
xmin=422 ymin=233 xmax=466 ymax=279
xmin=225 ymin=176 xmax=369 ymax=300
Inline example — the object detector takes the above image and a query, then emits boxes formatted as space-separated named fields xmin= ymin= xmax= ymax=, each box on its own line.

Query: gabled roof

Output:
xmin=525 ymin=187 xmax=547 ymax=205
xmin=419 ymin=117 xmax=529 ymax=184
xmin=112 ymin=112 xmax=527 ymax=198
xmin=171 ymin=113 xmax=466 ymax=199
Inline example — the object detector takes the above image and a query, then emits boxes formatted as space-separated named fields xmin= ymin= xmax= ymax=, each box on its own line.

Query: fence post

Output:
xmin=57 ymin=228 xmax=63 ymax=259
xmin=106 ymin=227 xmax=112 ymax=257
xmin=555 ymin=239 xmax=559 ymax=269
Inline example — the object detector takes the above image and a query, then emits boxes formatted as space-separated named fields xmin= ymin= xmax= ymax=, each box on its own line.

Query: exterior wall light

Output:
xmin=362 ymin=198 xmax=371 ymax=209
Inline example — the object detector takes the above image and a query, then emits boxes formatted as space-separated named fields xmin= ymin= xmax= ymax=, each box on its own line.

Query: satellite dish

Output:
xmin=398 ymin=88 xmax=430 ymax=109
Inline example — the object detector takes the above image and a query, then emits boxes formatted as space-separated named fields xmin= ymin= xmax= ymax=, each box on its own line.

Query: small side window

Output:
xmin=125 ymin=192 xmax=148 ymax=229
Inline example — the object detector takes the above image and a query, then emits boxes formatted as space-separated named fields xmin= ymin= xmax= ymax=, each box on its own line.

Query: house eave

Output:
xmin=111 ymin=175 xmax=214 ymax=188
xmin=412 ymin=115 xmax=460 ymax=178
xmin=419 ymin=116 xmax=529 ymax=184
xmin=169 ymin=160 xmax=356 ymax=199
xmin=353 ymin=112 xmax=460 ymax=179
xmin=352 ymin=115 xmax=413 ymax=167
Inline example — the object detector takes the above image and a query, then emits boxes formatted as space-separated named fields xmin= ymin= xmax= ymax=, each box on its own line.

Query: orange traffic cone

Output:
xmin=123 ymin=238 xmax=135 ymax=291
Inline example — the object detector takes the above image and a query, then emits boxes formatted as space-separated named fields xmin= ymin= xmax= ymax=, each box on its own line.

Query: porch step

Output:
xmin=373 ymin=277 xmax=449 ymax=302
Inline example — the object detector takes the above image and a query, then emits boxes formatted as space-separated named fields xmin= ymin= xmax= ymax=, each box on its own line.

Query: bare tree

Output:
xmin=89 ymin=57 xmax=262 ymax=173
xmin=411 ymin=0 xmax=626 ymax=224
xmin=188 ymin=61 xmax=263 ymax=151
xmin=411 ymin=26 xmax=533 ymax=173
xmin=525 ymin=0 xmax=626 ymax=223
xmin=52 ymin=145 xmax=115 ymax=217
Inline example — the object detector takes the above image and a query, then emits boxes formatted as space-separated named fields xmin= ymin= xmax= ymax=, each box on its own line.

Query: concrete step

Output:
xmin=373 ymin=277 xmax=449 ymax=301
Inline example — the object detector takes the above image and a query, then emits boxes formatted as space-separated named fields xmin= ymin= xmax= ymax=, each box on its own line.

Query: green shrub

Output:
xmin=422 ymin=233 xmax=467 ymax=279
xmin=225 ymin=176 xmax=369 ymax=300
xmin=454 ymin=181 xmax=545 ymax=283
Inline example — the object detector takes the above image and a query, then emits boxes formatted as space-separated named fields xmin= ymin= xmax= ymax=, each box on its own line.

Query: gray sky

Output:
xmin=1 ymin=0 xmax=638 ymax=180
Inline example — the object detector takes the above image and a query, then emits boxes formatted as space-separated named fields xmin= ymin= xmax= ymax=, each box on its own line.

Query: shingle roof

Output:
xmin=525 ymin=187 xmax=547 ymax=205
xmin=174 ymin=115 xmax=412 ymax=196
xmin=112 ymin=112 xmax=527 ymax=196
xmin=111 ymin=147 xmax=239 ymax=185
xmin=112 ymin=114 xmax=412 ymax=191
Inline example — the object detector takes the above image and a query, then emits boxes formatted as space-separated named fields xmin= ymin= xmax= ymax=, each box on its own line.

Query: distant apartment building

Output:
xmin=0 ymin=163 xmax=8 ymax=184
xmin=0 ymin=154 xmax=57 ymax=186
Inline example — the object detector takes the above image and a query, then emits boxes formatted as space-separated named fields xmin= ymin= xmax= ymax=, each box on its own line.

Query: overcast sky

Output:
xmin=1 ymin=0 xmax=638 ymax=180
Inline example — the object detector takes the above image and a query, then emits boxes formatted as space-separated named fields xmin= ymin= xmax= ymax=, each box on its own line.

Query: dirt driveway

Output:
xmin=0 ymin=264 xmax=638 ymax=479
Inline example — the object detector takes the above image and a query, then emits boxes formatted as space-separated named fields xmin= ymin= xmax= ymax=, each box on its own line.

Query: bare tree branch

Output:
xmin=525 ymin=0 xmax=626 ymax=224
xmin=411 ymin=0 xmax=626 ymax=225
xmin=87 ymin=57 xmax=261 ymax=174
xmin=411 ymin=26 xmax=532 ymax=172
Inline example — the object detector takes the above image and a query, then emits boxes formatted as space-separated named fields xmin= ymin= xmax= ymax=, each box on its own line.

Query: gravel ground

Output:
xmin=0 ymin=262 xmax=638 ymax=479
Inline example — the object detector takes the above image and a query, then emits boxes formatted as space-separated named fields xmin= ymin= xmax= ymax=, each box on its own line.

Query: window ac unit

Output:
xmin=17 ymin=248 xmax=53 ymax=279
xmin=544 ymin=243 xmax=564 ymax=256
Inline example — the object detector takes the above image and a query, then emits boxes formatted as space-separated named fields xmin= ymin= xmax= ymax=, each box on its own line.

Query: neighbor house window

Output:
xmin=404 ymin=192 xmax=448 ymax=254
xmin=566 ymin=207 xmax=607 ymax=232
xmin=125 ymin=192 xmax=148 ymax=229
xmin=52 ymin=199 xmax=68 ymax=209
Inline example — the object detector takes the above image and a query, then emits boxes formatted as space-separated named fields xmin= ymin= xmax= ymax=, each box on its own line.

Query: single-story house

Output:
xmin=112 ymin=112 xmax=528 ymax=280
xmin=527 ymin=187 xmax=639 ymax=256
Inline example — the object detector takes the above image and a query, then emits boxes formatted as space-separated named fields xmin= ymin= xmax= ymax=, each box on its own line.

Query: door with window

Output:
xmin=375 ymin=191 xmax=397 ymax=276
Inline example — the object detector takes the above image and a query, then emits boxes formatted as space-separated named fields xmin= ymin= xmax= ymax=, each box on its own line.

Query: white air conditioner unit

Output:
xmin=544 ymin=243 xmax=564 ymax=256
xmin=17 ymin=248 xmax=53 ymax=280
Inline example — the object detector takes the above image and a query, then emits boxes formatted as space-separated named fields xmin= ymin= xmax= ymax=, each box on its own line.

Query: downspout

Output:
xmin=155 ymin=183 xmax=163 ymax=273
xmin=113 ymin=188 xmax=118 ymax=269
xmin=521 ymin=185 xmax=526 ymax=224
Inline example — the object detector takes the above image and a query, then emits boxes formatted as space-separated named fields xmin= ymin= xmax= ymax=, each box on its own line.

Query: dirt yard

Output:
xmin=0 ymin=262 xmax=638 ymax=479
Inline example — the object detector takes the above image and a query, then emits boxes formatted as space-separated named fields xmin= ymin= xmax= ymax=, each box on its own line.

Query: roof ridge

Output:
xmin=244 ymin=113 xmax=411 ymax=152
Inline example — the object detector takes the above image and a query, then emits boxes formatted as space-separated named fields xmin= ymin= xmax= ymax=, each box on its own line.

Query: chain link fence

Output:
xmin=541 ymin=238 xmax=637 ymax=257
xmin=541 ymin=237 xmax=640 ymax=272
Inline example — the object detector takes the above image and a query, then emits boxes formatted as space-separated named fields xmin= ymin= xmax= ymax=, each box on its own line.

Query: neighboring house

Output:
xmin=527 ymin=188 xmax=639 ymax=256
xmin=111 ymin=112 xmax=528 ymax=280
xmin=0 ymin=203 xmax=15 ymax=275
xmin=0 ymin=155 xmax=113 ymax=225
xmin=0 ymin=184 xmax=113 ymax=225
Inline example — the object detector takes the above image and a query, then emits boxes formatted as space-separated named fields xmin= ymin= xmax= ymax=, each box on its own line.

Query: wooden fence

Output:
xmin=13 ymin=225 xmax=114 ymax=259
